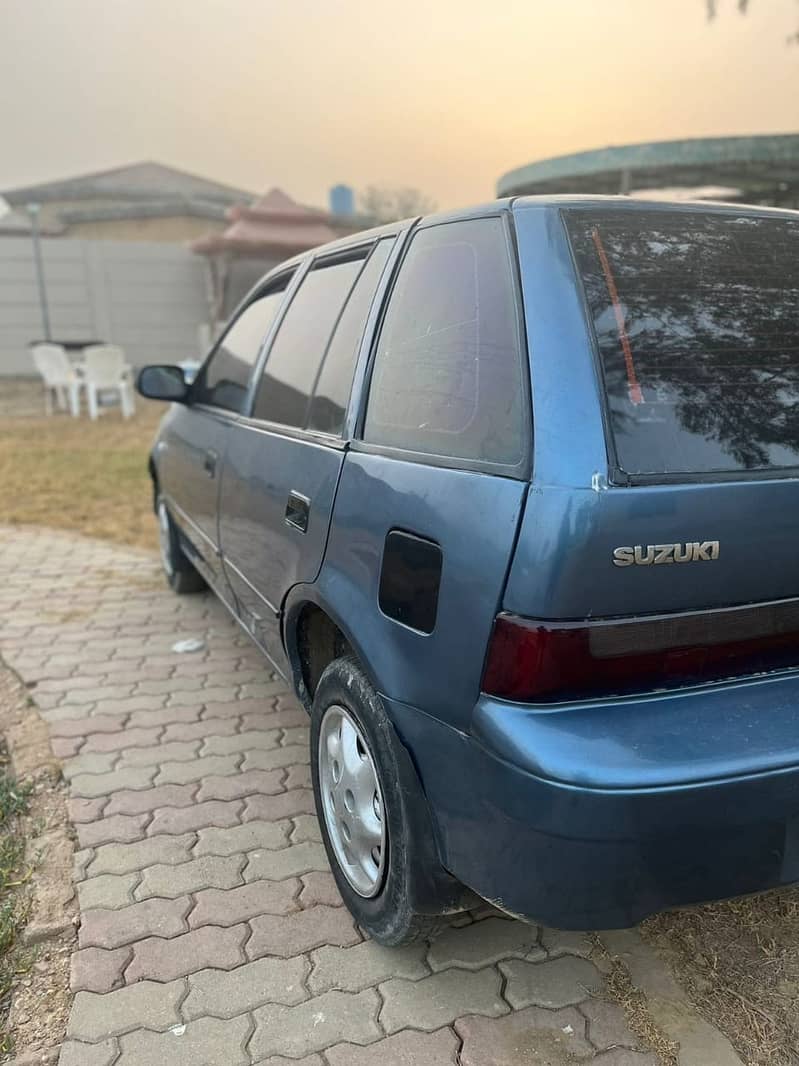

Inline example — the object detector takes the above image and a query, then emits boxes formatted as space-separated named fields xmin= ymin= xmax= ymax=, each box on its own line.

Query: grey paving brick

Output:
xmin=284 ymin=763 xmax=311 ymax=789
xmin=79 ymin=896 xmax=191 ymax=949
xmin=58 ymin=1039 xmax=119 ymax=1066
xmin=427 ymin=916 xmax=544 ymax=972
xmin=125 ymin=923 xmax=248 ymax=982
xmin=81 ymin=726 xmax=161 ymax=753
xmin=71 ymin=945 xmax=131 ymax=993
xmin=580 ymin=997 xmax=646 ymax=1051
xmin=183 ymin=956 xmax=309 ymax=1019
xmin=241 ymin=744 xmax=307 ymax=772
xmin=115 ymin=1014 xmax=251 ymax=1065
xmin=76 ymin=813 xmax=149 ymax=848
xmin=201 ymin=729 xmax=281 ymax=756
xmin=456 ymin=1005 xmax=594 ymax=1065
xmin=593 ymin=1051 xmax=659 ymax=1065
xmin=248 ymin=905 xmax=360 ymax=959
xmin=299 ymin=871 xmax=342 ymax=909
xmin=244 ymin=841 xmax=329 ymax=882
xmin=242 ymin=788 xmax=315 ymax=823
xmin=309 ymin=939 xmax=427 ymax=994
xmin=162 ymin=716 xmax=239 ymax=742
xmin=127 ymin=704 xmax=201 ymax=729
xmin=239 ymin=707 xmax=308 ymax=733
xmin=118 ymin=740 xmax=200 ymax=766
xmin=147 ymin=799 xmax=242 ymax=836
xmin=499 ymin=956 xmax=603 ymax=1009
xmin=541 ymin=925 xmax=594 ymax=959
xmin=69 ymin=795 xmax=108 ymax=824
xmin=251 ymin=989 xmax=381 ymax=1059
xmin=155 ymin=753 xmax=240 ymax=785
xmin=379 ymin=968 xmax=507 ymax=1034
xmin=196 ymin=768 xmax=284 ymax=801
xmin=71 ymin=766 xmax=154 ymax=798
xmin=68 ymin=980 xmax=184 ymax=1040
xmin=105 ymin=783 xmax=198 ymax=816
xmin=326 ymin=1028 xmax=460 ymax=1066
xmin=51 ymin=714 xmax=126 ymax=738
xmin=77 ymin=873 xmax=138 ymax=911
xmin=135 ymin=855 xmax=245 ymax=899
xmin=189 ymin=879 xmax=299 ymax=927
xmin=87 ymin=833 xmax=195 ymax=876
xmin=290 ymin=814 xmax=322 ymax=844
xmin=61 ymin=752 xmax=117 ymax=778
xmin=194 ymin=819 xmax=289 ymax=857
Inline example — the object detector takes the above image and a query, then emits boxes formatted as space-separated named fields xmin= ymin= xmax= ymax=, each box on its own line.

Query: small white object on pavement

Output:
xmin=171 ymin=638 xmax=206 ymax=654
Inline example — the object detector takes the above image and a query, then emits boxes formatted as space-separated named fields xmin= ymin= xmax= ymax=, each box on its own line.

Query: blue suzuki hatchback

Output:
xmin=138 ymin=196 xmax=799 ymax=943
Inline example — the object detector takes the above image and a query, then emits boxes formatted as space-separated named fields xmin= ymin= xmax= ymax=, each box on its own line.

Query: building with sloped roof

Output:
xmin=191 ymin=187 xmax=362 ymax=327
xmin=2 ymin=161 xmax=254 ymax=242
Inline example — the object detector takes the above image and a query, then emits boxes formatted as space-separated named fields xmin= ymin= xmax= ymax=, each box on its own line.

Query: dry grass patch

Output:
xmin=0 ymin=403 xmax=162 ymax=550
xmin=644 ymin=890 xmax=799 ymax=1066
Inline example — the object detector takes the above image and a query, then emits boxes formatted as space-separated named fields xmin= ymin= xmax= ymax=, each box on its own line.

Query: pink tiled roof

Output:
xmin=191 ymin=187 xmax=339 ymax=256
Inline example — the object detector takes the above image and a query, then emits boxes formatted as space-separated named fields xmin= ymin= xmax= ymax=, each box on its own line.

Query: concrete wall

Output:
xmin=0 ymin=237 xmax=210 ymax=375
xmin=63 ymin=216 xmax=225 ymax=242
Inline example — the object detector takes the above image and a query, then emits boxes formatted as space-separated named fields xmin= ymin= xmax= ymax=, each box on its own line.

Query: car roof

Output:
xmin=258 ymin=193 xmax=799 ymax=290
xmin=510 ymin=193 xmax=799 ymax=219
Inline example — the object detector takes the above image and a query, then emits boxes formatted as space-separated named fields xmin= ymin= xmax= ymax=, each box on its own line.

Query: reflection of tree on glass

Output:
xmin=566 ymin=209 xmax=799 ymax=476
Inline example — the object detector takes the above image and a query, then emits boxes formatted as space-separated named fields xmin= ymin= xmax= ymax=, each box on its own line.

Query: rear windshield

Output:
xmin=565 ymin=208 xmax=799 ymax=478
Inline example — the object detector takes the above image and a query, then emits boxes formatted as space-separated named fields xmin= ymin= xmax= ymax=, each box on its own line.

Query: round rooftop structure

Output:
xmin=497 ymin=133 xmax=799 ymax=206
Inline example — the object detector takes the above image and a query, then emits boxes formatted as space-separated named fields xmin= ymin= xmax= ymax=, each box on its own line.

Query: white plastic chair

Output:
xmin=30 ymin=343 xmax=82 ymax=417
xmin=82 ymin=345 xmax=135 ymax=420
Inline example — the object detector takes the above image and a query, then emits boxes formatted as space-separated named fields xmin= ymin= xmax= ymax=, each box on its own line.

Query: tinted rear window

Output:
xmin=364 ymin=218 xmax=526 ymax=467
xmin=565 ymin=208 xmax=799 ymax=477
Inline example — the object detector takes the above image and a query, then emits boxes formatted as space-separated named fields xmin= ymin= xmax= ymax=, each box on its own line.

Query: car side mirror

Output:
xmin=136 ymin=365 xmax=189 ymax=403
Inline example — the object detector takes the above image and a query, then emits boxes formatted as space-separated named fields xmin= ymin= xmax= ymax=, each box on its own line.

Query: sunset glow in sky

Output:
xmin=2 ymin=0 xmax=798 ymax=210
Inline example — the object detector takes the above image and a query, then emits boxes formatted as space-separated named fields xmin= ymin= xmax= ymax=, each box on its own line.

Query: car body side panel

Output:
xmin=218 ymin=423 xmax=345 ymax=666
xmin=309 ymin=451 xmax=526 ymax=731
xmin=152 ymin=402 xmax=230 ymax=589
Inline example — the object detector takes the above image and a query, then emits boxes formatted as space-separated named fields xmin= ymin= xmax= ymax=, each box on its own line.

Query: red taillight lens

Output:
xmin=482 ymin=605 xmax=799 ymax=702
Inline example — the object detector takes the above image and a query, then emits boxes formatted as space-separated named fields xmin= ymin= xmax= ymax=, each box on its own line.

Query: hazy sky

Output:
xmin=2 ymin=0 xmax=798 ymax=211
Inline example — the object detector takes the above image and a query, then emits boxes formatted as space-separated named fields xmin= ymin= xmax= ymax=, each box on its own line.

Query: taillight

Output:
xmin=482 ymin=603 xmax=799 ymax=702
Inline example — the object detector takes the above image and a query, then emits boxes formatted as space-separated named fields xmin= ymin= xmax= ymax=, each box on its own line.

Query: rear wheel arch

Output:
xmin=285 ymin=599 xmax=357 ymax=711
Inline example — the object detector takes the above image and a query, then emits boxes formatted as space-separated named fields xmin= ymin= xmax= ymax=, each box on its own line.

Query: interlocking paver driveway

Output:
xmin=0 ymin=527 xmax=656 ymax=1065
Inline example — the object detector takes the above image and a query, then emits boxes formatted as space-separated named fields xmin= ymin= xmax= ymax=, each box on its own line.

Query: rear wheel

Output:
xmin=157 ymin=496 xmax=206 ymax=594
xmin=311 ymin=655 xmax=463 ymax=945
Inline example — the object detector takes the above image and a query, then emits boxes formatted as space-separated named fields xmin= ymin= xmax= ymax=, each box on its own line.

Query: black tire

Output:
xmin=310 ymin=655 xmax=465 ymax=945
xmin=156 ymin=495 xmax=206 ymax=594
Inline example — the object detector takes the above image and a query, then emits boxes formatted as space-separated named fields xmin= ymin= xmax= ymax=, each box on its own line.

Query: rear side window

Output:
xmin=565 ymin=208 xmax=799 ymax=477
xmin=192 ymin=280 xmax=289 ymax=413
xmin=252 ymin=254 xmax=366 ymax=427
xmin=307 ymin=238 xmax=394 ymax=435
xmin=363 ymin=218 xmax=526 ymax=467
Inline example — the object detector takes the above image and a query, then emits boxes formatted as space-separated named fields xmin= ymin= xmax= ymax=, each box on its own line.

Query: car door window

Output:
xmin=192 ymin=279 xmax=291 ymax=413
xmin=252 ymin=253 xmax=367 ymax=428
xmin=363 ymin=218 xmax=526 ymax=466
xmin=307 ymin=238 xmax=395 ymax=436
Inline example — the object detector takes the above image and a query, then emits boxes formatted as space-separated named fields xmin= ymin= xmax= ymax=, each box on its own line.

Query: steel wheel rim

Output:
xmin=318 ymin=704 xmax=386 ymax=897
xmin=157 ymin=501 xmax=174 ymax=577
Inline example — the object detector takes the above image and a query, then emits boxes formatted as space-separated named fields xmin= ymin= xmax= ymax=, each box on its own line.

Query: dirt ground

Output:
xmin=0 ymin=666 xmax=75 ymax=1063
xmin=645 ymin=890 xmax=799 ymax=1066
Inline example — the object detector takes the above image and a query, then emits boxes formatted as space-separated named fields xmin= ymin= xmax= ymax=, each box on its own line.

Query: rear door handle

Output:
xmin=203 ymin=449 xmax=218 ymax=478
xmin=285 ymin=491 xmax=310 ymax=533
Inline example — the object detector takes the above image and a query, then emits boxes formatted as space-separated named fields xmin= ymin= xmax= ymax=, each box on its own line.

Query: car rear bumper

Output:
xmin=382 ymin=671 xmax=799 ymax=929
